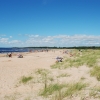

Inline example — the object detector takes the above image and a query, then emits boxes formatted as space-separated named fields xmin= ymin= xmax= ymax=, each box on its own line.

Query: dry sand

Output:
xmin=0 ymin=50 xmax=64 ymax=99
xmin=0 ymin=49 xmax=100 ymax=100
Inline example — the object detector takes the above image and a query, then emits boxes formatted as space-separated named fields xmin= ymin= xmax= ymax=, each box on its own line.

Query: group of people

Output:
xmin=6 ymin=53 xmax=23 ymax=58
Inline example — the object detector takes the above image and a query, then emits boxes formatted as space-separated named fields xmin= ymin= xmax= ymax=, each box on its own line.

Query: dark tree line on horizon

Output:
xmin=22 ymin=46 xmax=100 ymax=50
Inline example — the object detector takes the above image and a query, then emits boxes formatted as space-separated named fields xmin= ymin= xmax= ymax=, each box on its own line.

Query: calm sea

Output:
xmin=0 ymin=48 xmax=29 ymax=53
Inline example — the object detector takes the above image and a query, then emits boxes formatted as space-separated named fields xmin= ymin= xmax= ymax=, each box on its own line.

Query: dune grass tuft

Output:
xmin=57 ymin=73 xmax=70 ymax=78
xmin=21 ymin=76 xmax=33 ymax=84
xmin=63 ymin=82 xmax=88 ymax=97
xmin=35 ymin=68 xmax=50 ymax=76
xmin=90 ymin=66 xmax=100 ymax=81
xmin=40 ymin=83 xmax=67 ymax=97
xmin=89 ymin=86 xmax=100 ymax=98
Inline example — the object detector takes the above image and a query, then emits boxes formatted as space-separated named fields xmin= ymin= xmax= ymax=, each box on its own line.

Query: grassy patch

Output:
xmin=57 ymin=73 xmax=70 ymax=78
xmin=90 ymin=66 xmax=100 ymax=81
xmin=51 ymin=49 xmax=100 ymax=69
xmin=50 ymin=62 xmax=65 ymax=69
xmin=21 ymin=76 xmax=33 ymax=84
xmin=35 ymin=68 xmax=50 ymax=76
xmin=40 ymin=83 xmax=67 ymax=97
xmin=4 ymin=92 xmax=20 ymax=100
xmin=35 ymin=68 xmax=54 ymax=92
xmin=63 ymin=82 xmax=88 ymax=97
xmin=40 ymin=81 xmax=88 ymax=100
xmin=89 ymin=87 xmax=100 ymax=99
xmin=80 ymin=77 xmax=86 ymax=81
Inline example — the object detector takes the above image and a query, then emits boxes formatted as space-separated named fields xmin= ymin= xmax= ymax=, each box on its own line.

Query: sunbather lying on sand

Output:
xmin=18 ymin=54 xmax=23 ymax=58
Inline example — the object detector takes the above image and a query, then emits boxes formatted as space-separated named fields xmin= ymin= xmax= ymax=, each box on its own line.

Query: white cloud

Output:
xmin=9 ymin=40 xmax=21 ymax=44
xmin=0 ymin=38 xmax=9 ymax=44
xmin=25 ymin=34 xmax=100 ymax=47
xmin=28 ymin=34 xmax=39 ymax=38
xmin=0 ymin=34 xmax=100 ymax=47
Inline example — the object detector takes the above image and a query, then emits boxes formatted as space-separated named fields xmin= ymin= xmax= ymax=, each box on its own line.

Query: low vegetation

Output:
xmin=40 ymin=81 xmax=88 ymax=100
xmin=63 ymin=82 xmax=88 ymax=97
xmin=57 ymin=73 xmax=70 ymax=78
xmin=51 ymin=49 xmax=100 ymax=69
xmin=90 ymin=66 xmax=100 ymax=81
xmin=21 ymin=76 xmax=33 ymax=84
xmin=89 ymin=86 xmax=100 ymax=99
xmin=40 ymin=83 xmax=67 ymax=97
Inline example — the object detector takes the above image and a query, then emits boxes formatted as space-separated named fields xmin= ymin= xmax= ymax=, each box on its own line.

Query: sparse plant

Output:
xmin=50 ymin=62 xmax=64 ymax=69
xmin=21 ymin=76 xmax=33 ymax=84
xmin=49 ymin=77 xmax=54 ymax=82
xmin=80 ymin=77 xmax=86 ymax=81
xmin=40 ymin=83 xmax=67 ymax=97
xmin=52 ymin=90 xmax=64 ymax=100
xmin=57 ymin=73 xmax=70 ymax=78
xmin=4 ymin=92 xmax=20 ymax=100
xmin=63 ymin=82 xmax=88 ymax=97
xmin=24 ymin=97 xmax=31 ymax=100
xmin=35 ymin=68 xmax=54 ymax=93
xmin=35 ymin=68 xmax=50 ymax=76
xmin=90 ymin=66 xmax=100 ymax=81
xmin=89 ymin=87 xmax=100 ymax=99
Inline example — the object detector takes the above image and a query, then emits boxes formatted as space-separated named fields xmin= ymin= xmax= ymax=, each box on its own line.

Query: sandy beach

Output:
xmin=0 ymin=49 xmax=100 ymax=100
xmin=0 ymin=50 xmax=64 ymax=99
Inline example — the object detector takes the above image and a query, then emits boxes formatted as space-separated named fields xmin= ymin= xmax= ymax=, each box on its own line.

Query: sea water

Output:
xmin=0 ymin=48 xmax=29 ymax=53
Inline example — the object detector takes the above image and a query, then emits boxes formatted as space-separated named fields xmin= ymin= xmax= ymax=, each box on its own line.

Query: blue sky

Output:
xmin=0 ymin=0 xmax=100 ymax=47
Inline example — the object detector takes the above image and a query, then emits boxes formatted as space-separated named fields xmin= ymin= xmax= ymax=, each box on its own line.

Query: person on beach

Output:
xmin=18 ymin=54 xmax=23 ymax=58
xmin=9 ymin=53 xmax=12 ymax=57
xmin=56 ymin=57 xmax=63 ymax=62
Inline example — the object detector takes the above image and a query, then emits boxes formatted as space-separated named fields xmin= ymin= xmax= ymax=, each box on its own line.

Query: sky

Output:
xmin=0 ymin=0 xmax=100 ymax=47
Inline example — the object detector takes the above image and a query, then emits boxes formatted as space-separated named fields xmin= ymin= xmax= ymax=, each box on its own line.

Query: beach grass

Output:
xmin=89 ymin=86 xmax=100 ymax=99
xmin=80 ymin=77 xmax=86 ymax=81
xmin=90 ymin=66 xmax=100 ymax=81
xmin=40 ymin=83 xmax=67 ymax=97
xmin=35 ymin=68 xmax=50 ymax=76
xmin=51 ymin=81 xmax=88 ymax=100
xmin=63 ymin=81 xmax=88 ymax=97
xmin=40 ymin=80 xmax=88 ymax=100
xmin=57 ymin=73 xmax=70 ymax=78
xmin=21 ymin=76 xmax=33 ymax=84
xmin=51 ymin=49 xmax=100 ymax=69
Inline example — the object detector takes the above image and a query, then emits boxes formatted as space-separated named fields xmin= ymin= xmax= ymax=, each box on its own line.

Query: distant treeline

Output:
xmin=22 ymin=46 xmax=100 ymax=49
